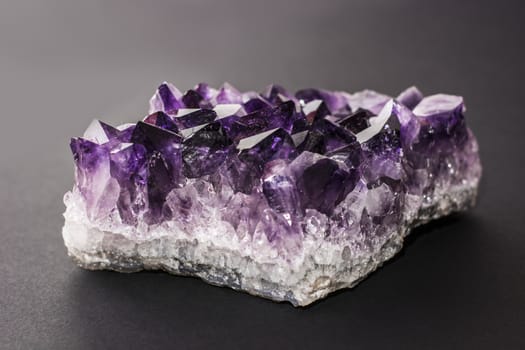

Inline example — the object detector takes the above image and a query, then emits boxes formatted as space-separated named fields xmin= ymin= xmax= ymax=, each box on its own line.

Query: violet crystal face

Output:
xmin=62 ymin=82 xmax=481 ymax=306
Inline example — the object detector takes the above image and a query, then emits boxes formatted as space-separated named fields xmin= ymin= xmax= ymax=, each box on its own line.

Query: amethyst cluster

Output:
xmin=63 ymin=82 xmax=481 ymax=306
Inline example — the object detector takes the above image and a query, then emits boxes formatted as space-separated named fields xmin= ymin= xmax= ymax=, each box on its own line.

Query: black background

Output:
xmin=1 ymin=1 xmax=524 ymax=349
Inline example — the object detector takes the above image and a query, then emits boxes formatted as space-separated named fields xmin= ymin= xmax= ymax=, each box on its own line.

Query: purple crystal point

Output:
xmin=182 ymin=122 xmax=233 ymax=178
xmin=299 ymin=118 xmax=357 ymax=154
xmin=226 ymin=128 xmax=297 ymax=195
xmin=214 ymin=82 xmax=242 ymax=104
xmin=262 ymin=160 xmax=300 ymax=216
xmin=296 ymin=157 xmax=358 ymax=216
xmin=174 ymin=109 xmax=217 ymax=131
xmin=70 ymin=137 xmax=119 ymax=220
xmin=296 ymin=88 xmax=350 ymax=115
xmin=131 ymin=121 xmax=182 ymax=152
xmin=412 ymin=94 xmax=468 ymax=152
xmin=113 ymin=124 xmax=136 ymax=143
xmin=413 ymin=94 xmax=463 ymax=118
xmin=109 ymin=143 xmax=148 ymax=182
xmin=181 ymin=89 xmax=210 ymax=109
xmin=302 ymin=99 xmax=331 ymax=124
xmin=238 ymin=128 xmax=297 ymax=169
xmin=70 ymin=137 xmax=106 ymax=188
xmin=347 ymin=89 xmax=391 ymax=114
xmin=144 ymin=151 xmax=177 ymax=224
xmin=228 ymin=101 xmax=295 ymax=141
xmin=143 ymin=111 xmax=179 ymax=133
xmin=338 ymin=108 xmax=373 ymax=134
xmin=243 ymin=95 xmax=272 ymax=113
xmin=149 ymin=82 xmax=184 ymax=114
xmin=130 ymin=123 xmax=185 ymax=224
xmin=194 ymin=83 xmax=216 ymax=101
xmin=131 ymin=122 xmax=184 ymax=188
xmin=402 ymin=94 xmax=476 ymax=200
xmin=83 ymin=119 xmax=120 ymax=144
xmin=355 ymin=101 xmax=406 ymax=183
xmin=397 ymin=86 xmax=424 ymax=110
xmin=109 ymin=143 xmax=148 ymax=225
xmin=65 ymin=82 xmax=481 ymax=307
xmin=355 ymin=100 xmax=396 ymax=144
xmin=262 ymin=84 xmax=295 ymax=105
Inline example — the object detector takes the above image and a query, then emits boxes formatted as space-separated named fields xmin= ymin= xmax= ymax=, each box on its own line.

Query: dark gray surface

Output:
xmin=1 ymin=0 xmax=524 ymax=349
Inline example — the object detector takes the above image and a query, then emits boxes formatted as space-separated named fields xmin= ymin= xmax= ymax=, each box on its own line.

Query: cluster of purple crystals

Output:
xmin=70 ymin=82 xmax=480 ymax=245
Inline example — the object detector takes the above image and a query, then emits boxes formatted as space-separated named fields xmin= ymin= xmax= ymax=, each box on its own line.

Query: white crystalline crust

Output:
xmin=62 ymin=178 xmax=478 ymax=306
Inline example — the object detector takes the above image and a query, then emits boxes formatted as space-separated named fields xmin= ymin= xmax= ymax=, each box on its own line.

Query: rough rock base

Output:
xmin=63 ymin=183 xmax=477 ymax=307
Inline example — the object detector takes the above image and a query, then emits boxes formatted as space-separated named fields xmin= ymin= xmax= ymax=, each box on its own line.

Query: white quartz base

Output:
xmin=62 ymin=183 xmax=477 ymax=306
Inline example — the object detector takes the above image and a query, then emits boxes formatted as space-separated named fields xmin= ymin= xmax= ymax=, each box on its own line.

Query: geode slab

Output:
xmin=62 ymin=82 xmax=481 ymax=306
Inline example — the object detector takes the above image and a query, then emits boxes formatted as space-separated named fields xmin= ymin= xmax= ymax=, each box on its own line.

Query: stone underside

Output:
xmin=63 ymin=82 xmax=481 ymax=306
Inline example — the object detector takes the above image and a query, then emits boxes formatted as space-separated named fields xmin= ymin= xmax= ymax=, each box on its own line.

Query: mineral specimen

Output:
xmin=62 ymin=82 xmax=481 ymax=306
